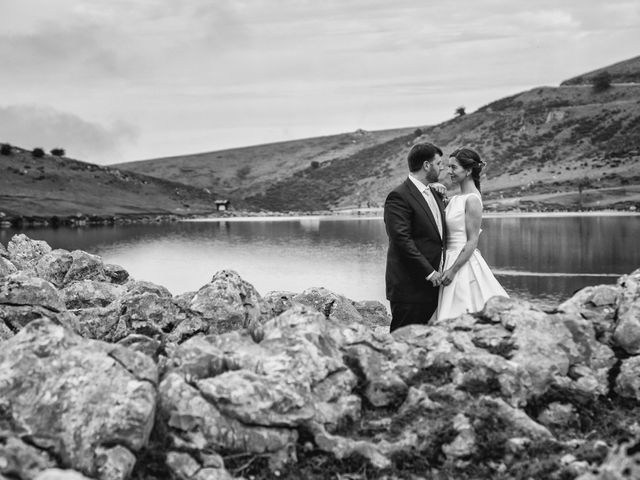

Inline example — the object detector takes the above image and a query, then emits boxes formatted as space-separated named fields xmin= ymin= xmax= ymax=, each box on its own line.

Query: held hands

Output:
xmin=439 ymin=268 xmax=455 ymax=287
xmin=428 ymin=271 xmax=442 ymax=287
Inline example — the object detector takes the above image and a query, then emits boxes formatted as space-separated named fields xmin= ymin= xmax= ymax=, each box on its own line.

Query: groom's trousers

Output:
xmin=389 ymin=300 xmax=437 ymax=332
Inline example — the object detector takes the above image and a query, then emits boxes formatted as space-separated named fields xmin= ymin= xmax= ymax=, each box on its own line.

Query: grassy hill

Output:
xmin=116 ymin=55 xmax=640 ymax=213
xmin=0 ymin=146 xmax=219 ymax=219
xmin=561 ymin=54 xmax=640 ymax=85
xmin=112 ymin=127 xmax=415 ymax=200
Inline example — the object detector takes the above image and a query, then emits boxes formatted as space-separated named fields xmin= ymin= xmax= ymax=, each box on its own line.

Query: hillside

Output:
xmin=562 ymin=54 xmax=640 ymax=85
xmin=0 ymin=146 xmax=219 ymax=219
xmin=116 ymin=55 xmax=640 ymax=213
xmin=113 ymin=127 xmax=415 ymax=199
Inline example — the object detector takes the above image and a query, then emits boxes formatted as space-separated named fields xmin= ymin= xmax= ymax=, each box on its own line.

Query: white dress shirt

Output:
xmin=408 ymin=175 xmax=443 ymax=237
xmin=408 ymin=174 xmax=443 ymax=281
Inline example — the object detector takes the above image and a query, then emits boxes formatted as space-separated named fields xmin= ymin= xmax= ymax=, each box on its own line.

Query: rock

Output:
xmin=614 ymin=356 xmax=640 ymax=400
xmin=188 ymin=270 xmax=264 ymax=334
xmin=0 ymin=318 xmax=157 ymax=478
xmin=612 ymin=269 xmax=640 ymax=354
xmin=125 ymin=280 xmax=172 ymax=298
xmin=537 ymin=402 xmax=579 ymax=428
xmin=263 ymin=290 xmax=297 ymax=317
xmin=0 ymin=256 xmax=17 ymax=278
xmin=104 ymin=263 xmax=130 ymax=284
xmin=62 ymin=280 xmax=124 ymax=309
xmin=480 ymin=297 xmax=616 ymax=400
xmin=352 ymin=300 xmax=391 ymax=328
xmin=0 ymin=436 xmax=57 ymax=479
xmin=34 ymin=469 xmax=94 ymax=480
xmin=7 ymin=233 xmax=52 ymax=269
xmin=442 ymin=413 xmax=476 ymax=458
xmin=0 ymin=305 xmax=80 ymax=341
xmin=63 ymin=250 xmax=107 ymax=284
xmin=575 ymin=438 xmax=640 ymax=479
xmin=72 ymin=303 xmax=125 ymax=342
xmin=0 ymin=272 xmax=65 ymax=312
xmin=34 ymin=249 xmax=73 ymax=287
xmin=160 ymin=306 xmax=363 ymax=468
xmin=117 ymin=334 xmax=163 ymax=361
xmin=165 ymin=451 xmax=233 ymax=480
xmin=557 ymin=284 xmax=620 ymax=345
xmin=292 ymin=287 xmax=363 ymax=324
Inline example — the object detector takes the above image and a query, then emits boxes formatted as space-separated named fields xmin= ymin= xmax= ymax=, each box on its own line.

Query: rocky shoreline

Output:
xmin=1 ymin=234 xmax=640 ymax=479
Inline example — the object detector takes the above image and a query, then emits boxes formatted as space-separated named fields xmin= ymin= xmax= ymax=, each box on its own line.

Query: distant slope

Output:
xmin=561 ymin=55 xmax=640 ymax=85
xmin=113 ymin=128 xmax=416 ymax=199
xmin=117 ymin=55 xmax=640 ymax=212
xmin=0 ymin=147 xmax=218 ymax=217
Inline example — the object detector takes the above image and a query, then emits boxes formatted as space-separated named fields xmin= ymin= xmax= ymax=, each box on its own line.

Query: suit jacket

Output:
xmin=384 ymin=178 xmax=447 ymax=303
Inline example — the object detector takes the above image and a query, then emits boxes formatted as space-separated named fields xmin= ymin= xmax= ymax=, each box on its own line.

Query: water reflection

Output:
xmin=2 ymin=215 xmax=637 ymax=308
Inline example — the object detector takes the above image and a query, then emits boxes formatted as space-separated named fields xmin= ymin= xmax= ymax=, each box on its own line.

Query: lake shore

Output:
xmin=2 ymin=207 xmax=638 ymax=229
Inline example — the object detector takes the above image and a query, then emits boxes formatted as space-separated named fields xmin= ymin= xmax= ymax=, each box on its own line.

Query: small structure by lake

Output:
xmin=214 ymin=199 xmax=230 ymax=211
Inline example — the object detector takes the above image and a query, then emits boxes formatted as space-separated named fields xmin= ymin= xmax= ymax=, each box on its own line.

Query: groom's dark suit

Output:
xmin=384 ymin=178 xmax=447 ymax=331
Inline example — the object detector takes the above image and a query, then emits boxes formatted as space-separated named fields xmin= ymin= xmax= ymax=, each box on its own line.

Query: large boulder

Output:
xmin=62 ymin=250 xmax=108 ymax=285
xmin=33 ymin=249 xmax=74 ymax=288
xmin=0 ymin=318 xmax=157 ymax=479
xmin=160 ymin=306 xmax=361 ymax=470
xmin=612 ymin=269 xmax=640 ymax=355
xmin=7 ymin=234 xmax=52 ymax=269
xmin=1 ymin=272 xmax=65 ymax=312
xmin=187 ymin=270 xmax=265 ymax=334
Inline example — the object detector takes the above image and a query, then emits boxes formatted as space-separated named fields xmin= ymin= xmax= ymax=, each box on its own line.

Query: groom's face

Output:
xmin=424 ymin=155 xmax=443 ymax=183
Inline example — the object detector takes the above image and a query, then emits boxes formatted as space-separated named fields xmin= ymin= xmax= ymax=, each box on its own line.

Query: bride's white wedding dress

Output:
xmin=436 ymin=193 xmax=508 ymax=320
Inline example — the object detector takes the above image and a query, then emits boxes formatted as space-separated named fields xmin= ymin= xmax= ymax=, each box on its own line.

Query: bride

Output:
xmin=436 ymin=147 xmax=508 ymax=320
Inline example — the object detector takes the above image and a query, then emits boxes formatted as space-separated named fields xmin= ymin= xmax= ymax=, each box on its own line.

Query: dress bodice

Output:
xmin=445 ymin=193 xmax=482 ymax=251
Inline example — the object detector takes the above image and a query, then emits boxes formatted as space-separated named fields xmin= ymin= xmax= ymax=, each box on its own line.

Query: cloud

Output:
xmin=0 ymin=105 xmax=138 ymax=164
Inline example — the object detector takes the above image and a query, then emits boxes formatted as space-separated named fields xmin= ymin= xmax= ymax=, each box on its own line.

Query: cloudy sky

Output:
xmin=1 ymin=0 xmax=638 ymax=165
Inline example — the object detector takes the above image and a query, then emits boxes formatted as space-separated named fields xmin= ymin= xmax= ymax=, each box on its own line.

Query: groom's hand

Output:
xmin=428 ymin=271 xmax=442 ymax=287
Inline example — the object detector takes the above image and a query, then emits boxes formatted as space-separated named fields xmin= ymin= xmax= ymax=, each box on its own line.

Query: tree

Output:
xmin=455 ymin=106 xmax=466 ymax=117
xmin=0 ymin=143 xmax=11 ymax=155
xmin=50 ymin=148 xmax=65 ymax=157
xmin=32 ymin=147 xmax=45 ymax=158
xmin=577 ymin=176 xmax=591 ymax=210
xmin=592 ymin=71 xmax=612 ymax=93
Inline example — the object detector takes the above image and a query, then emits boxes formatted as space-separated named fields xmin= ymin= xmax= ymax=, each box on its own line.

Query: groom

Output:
xmin=384 ymin=142 xmax=447 ymax=332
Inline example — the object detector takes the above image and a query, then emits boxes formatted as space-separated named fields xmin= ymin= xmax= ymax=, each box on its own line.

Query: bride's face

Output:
xmin=448 ymin=157 xmax=468 ymax=185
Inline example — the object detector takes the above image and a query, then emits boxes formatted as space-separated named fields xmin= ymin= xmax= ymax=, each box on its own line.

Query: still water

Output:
xmin=1 ymin=214 xmax=637 ymax=309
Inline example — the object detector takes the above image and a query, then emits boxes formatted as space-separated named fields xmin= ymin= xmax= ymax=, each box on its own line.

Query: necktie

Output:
xmin=423 ymin=187 xmax=442 ymax=237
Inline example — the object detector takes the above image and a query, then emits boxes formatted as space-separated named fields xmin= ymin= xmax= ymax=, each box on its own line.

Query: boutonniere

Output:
xmin=429 ymin=183 xmax=449 ymax=205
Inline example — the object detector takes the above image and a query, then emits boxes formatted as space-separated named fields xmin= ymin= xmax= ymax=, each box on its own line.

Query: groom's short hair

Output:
xmin=407 ymin=142 xmax=443 ymax=172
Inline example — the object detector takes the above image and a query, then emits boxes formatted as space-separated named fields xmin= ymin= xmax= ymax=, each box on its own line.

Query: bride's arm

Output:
xmin=440 ymin=195 xmax=482 ymax=286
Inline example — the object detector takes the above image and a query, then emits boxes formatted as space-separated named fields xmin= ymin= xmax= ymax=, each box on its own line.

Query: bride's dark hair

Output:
xmin=450 ymin=147 xmax=486 ymax=192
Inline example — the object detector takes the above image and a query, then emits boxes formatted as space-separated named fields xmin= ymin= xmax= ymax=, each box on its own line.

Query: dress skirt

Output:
xmin=436 ymin=248 xmax=509 ymax=321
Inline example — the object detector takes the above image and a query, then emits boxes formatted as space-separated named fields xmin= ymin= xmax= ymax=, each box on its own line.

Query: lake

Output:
xmin=2 ymin=213 xmax=638 ymax=310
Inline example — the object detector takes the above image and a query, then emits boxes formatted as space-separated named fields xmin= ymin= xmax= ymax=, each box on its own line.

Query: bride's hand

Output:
xmin=440 ymin=268 xmax=455 ymax=286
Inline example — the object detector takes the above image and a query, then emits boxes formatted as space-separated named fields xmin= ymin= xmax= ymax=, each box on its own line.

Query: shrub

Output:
xmin=0 ymin=143 xmax=11 ymax=155
xmin=50 ymin=148 xmax=65 ymax=156
xmin=236 ymin=165 xmax=251 ymax=179
xmin=32 ymin=147 xmax=45 ymax=158
xmin=414 ymin=128 xmax=423 ymax=137
xmin=592 ymin=71 xmax=612 ymax=93
xmin=310 ymin=160 xmax=320 ymax=169
xmin=455 ymin=106 xmax=466 ymax=117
